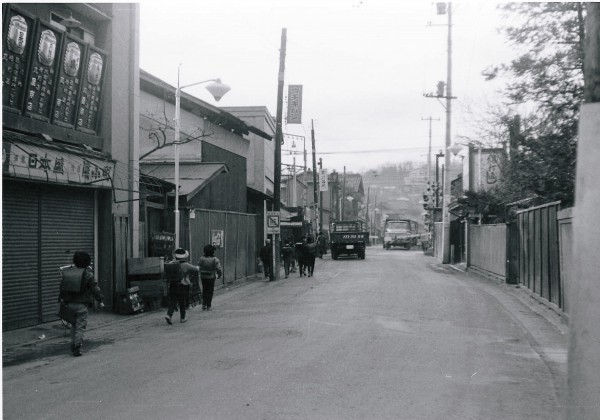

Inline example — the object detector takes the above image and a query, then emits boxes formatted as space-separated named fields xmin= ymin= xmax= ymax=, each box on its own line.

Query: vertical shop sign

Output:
xmin=287 ymin=85 xmax=302 ymax=124
xmin=24 ymin=23 xmax=62 ymax=122
xmin=52 ymin=34 xmax=86 ymax=128
xmin=76 ymin=47 xmax=106 ymax=134
xmin=2 ymin=7 xmax=35 ymax=114
xmin=319 ymin=168 xmax=329 ymax=191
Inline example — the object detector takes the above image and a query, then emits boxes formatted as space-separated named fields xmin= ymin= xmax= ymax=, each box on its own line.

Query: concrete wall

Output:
xmin=566 ymin=102 xmax=600 ymax=419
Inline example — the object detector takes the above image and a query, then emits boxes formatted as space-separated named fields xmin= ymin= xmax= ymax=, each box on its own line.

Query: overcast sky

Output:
xmin=139 ymin=1 xmax=517 ymax=174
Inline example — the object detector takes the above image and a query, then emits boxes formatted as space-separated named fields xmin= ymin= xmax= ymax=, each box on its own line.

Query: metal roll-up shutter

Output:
xmin=2 ymin=180 xmax=41 ymax=330
xmin=40 ymin=186 xmax=95 ymax=322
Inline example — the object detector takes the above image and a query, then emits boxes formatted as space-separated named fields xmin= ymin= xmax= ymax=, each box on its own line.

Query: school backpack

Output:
xmin=164 ymin=261 xmax=184 ymax=285
xmin=59 ymin=266 xmax=86 ymax=293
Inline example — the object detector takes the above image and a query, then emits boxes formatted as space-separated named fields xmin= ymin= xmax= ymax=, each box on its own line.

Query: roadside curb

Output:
xmin=446 ymin=262 xmax=568 ymax=336
xmin=3 ymin=275 xmax=263 ymax=352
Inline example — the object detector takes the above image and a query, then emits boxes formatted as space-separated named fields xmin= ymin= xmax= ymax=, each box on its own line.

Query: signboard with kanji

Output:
xmin=286 ymin=85 xmax=302 ymax=124
xmin=266 ymin=211 xmax=280 ymax=235
xmin=76 ymin=46 xmax=106 ymax=134
xmin=24 ymin=21 xmax=63 ymax=122
xmin=52 ymin=33 xmax=86 ymax=128
xmin=2 ymin=140 xmax=114 ymax=187
xmin=319 ymin=168 xmax=328 ymax=191
xmin=2 ymin=6 xmax=35 ymax=114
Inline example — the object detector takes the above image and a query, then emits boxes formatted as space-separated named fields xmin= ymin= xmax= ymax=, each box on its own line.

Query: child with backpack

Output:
xmin=165 ymin=248 xmax=199 ymax=324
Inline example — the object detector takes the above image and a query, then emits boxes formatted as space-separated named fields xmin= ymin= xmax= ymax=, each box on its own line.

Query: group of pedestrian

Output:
xmin=165 ymin=244 xmax=223 ymax=325
xmin=59 ymin=245 xmax=223 ymax=357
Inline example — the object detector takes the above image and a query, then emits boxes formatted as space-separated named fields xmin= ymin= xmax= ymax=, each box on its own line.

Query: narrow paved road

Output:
xmin=3 ymin=247 xmax=566 ymax=420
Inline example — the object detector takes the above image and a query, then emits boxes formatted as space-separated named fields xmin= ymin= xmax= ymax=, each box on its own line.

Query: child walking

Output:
xmin=198 ymin=244 xmax=223 ymax=311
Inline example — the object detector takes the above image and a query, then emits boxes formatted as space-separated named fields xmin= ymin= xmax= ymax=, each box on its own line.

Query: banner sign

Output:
xmin=24 ymin=22 xmax=63 ymax=122
xmin=52 ymin=34 xmax=86 ymax=129
xmin=319 ymin=168 xmax=328 ymax=191
xmin=76 ymin=46 xmax=106 ymax=134
xmin=2 ymin=5 xmax=107 ymax=136
xmin=3 ymin=141 xmax=115 ymax=188
xmin=2 ymin=6 xmax=35 ymax=114
xmin=286 ymin=85 xmax=302 ymax=124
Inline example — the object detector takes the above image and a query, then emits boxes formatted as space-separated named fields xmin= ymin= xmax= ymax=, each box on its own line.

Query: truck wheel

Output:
xmin=359 ymin=251 xmax=365 ymax=260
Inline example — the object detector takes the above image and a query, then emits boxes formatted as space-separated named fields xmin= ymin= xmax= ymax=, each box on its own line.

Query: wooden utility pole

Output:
xmin=311 ymin=120 xmax=319 ymax=236
xmin=341 ymin=166 xmax=346 ymax=220
xmin=441 ymin=3 xmax=453 ymax=264
xmin=318 ymin=157 xmax=324 ymax=233
xmin=272 ymin=28 xmax=286 ymax=280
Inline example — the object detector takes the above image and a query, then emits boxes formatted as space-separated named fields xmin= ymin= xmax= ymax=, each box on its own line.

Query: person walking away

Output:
xmin=317 ymin=231 xmax=327 ymax=258
xmin=198 ymin=244 xmax=223 ymax=310
xmin=165 ymin=248 xmax=199 ymax=324
xmin=260 ymin=239 xmax=273 ymax=280
xmin=295 ymin=236 xmax=308 ymax=277
xmin=58 ymin=251 xmax=104 ymax=357
xmin=306 ymin=236 xmax=317 ymax=277
xmin=281 ymin=240 xmax=294 ymax=278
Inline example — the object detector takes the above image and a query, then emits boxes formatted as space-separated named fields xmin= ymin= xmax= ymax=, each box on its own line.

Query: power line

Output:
xmin=317 ymin=145 xmax=446 ymax=155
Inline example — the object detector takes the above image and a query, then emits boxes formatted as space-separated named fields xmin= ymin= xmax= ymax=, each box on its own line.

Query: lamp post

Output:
xmin=173 ymin=66 xmax=230 ymax=249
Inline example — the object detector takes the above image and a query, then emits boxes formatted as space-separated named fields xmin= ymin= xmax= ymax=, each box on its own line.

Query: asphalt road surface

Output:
xmin=3 ymin=247 xmax=567 ymax=420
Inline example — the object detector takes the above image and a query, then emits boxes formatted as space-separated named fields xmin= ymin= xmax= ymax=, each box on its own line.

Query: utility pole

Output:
xmin=424 ymin=3 xmax=455 ymax=264
xmin=341 ymin=166 xmax=346 ymax=220
xmin=441 ymin=3 xmax=453 ymax=264
xmin=318 ymin=157 xmax=324 ymax=233
xmin=311 ymin=120 xmax=319 ymax=237
xmin=366 ymin=186 xmax=370 ymax=236
xmin=272 ymin=28 xmax=286 ymax=280
xmin=422 ymin=116 xmax=440 ymax=182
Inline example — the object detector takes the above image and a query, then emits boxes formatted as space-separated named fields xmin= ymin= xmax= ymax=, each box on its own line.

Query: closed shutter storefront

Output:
xmin=2 ymin=181 xmax=41 ymax=329
xmin=2 ymin=180 xmax=95 ymax=330
xmin=40 ymin=187 xmax=95 ymax=322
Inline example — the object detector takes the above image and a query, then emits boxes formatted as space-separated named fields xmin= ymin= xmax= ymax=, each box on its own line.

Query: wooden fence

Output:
xmin=468 ymin=223 xmax=507 ymax=281
xmin=187 ymin=209 xmax=259 ymax=287
xmin=517 ymin=201 xmax=562 ymax=309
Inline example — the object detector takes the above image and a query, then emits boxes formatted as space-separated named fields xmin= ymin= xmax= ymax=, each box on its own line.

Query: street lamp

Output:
xmin=173 ymin=66 xmax=231 ymax=249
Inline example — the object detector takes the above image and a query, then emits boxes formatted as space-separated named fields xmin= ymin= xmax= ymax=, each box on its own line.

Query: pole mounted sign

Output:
xmin=286 ymin=85 xmax=303 ymax=124
xmin=266 ymin=211 xmax=281 ymax=235
xmin=319 ymin=168 xmax=328 ymax=191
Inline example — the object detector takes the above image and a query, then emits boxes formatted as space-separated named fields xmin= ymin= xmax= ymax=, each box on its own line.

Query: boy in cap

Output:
xmin=165 ymin=248 xmax=199 ymax=324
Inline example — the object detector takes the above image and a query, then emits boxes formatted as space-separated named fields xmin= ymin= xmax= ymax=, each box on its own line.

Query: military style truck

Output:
xmin=329 ymin=220 xmax=368 ymax=260
xmin=383 ymin=219 xmax=419 ymax=250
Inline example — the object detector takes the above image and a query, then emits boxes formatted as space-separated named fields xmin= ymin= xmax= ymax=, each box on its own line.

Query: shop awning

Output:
xmin=2 ymin=130 xmax=115 ymax=188
xmin=140 ymin=161 xmax=228 ymax=199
